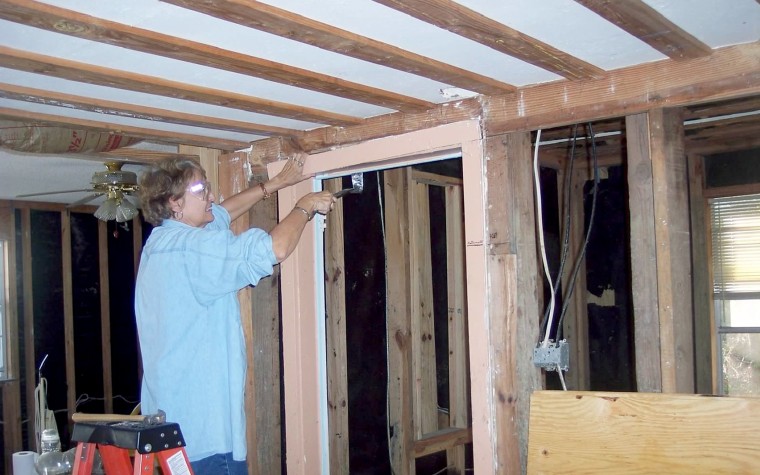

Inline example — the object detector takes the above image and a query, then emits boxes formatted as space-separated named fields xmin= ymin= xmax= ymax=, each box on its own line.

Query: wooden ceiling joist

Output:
xmin=162 ymin=0 xmax=517 ymax=96
xmin=0 ymin=82 xmax=300 ymax=139
xmin=574 ymin=0 xmax=713 ymax=60
xmin=0 ymin=106 xmax=250 ymax=151
xmin=0 ymin=0 xmax=434 ymax=113
xmin=373 ymin=0 xmax=606 ymax=81
xmin=0 ymin=46 xmax=362 ymax=127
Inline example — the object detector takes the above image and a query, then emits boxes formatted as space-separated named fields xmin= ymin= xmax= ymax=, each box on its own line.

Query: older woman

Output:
xmin=135 ymin=155 xmax=334 ymax=475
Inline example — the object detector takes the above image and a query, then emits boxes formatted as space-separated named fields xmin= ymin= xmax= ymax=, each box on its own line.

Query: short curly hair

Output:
xmin=139 ymin=157 xmax=206 ymax=226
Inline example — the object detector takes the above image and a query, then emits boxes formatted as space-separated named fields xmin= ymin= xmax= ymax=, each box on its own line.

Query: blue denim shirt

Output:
xmin=135 ymin=204 xmax=277 ymax=462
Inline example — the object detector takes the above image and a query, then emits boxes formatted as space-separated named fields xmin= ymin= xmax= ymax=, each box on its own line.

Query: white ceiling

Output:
xmin=0 ymin=0 xmax=758 ymax=205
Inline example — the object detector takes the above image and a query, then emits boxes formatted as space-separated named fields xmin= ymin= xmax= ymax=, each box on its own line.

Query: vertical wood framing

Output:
xmin=445 ymin=184 xmax=468 ymax=472
xmin=323 ymin=177 xmax=350 ymax=474
xmin=1 ymin=205 xmax=22 ymax=475
xmin=132 ymin=214 xmax=144 ymax=379
xmin=275 ymin=120 xmax=487 ymax=474
xmin=687 ymin=154 xmax=713 ymax=394
xmin=21 ymin=209 xmax=36 ymax=449
xmin=278 ymin=177 xmax=323 ymax=474
xmin=98 ymin=220 xmax=113 ymax=413
xmin=384 ymin=168 xmax=416 ymax=475
xmin=556 ymin=168 xmax=590 ymax=390
xmin=626 ymin=112 xmax=662 ymax=391
xmin=61 ymin=211 xmax=76 ymax=430
xmin=484 ymin=132 xmax=543 ymax=474
xmin=409 ymin=177 xmax=438 ymax=437
xmin=627 ymin=109 xmax=694 ymax=393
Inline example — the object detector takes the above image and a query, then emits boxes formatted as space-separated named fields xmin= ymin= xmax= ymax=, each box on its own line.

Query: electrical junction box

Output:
xmin=533 ymin=340 xmax=569 ymax=371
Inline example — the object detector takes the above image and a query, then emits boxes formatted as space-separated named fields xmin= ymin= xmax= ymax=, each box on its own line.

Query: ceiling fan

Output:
xmin=16 ymin=161 xmax=141 ymax=222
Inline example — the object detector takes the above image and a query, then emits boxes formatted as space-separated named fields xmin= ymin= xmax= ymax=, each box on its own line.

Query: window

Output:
xmin=710 ymin=193 xmax=760 ymax=395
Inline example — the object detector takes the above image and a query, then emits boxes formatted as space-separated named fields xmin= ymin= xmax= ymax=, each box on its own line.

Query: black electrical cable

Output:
xmin=538 ymin=124 xmax=579 ymax=345
xmin=556 ymin=122 xmax=600 ymax=338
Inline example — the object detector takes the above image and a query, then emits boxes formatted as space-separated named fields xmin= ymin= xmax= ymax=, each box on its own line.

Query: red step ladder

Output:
xmin=71 ymin=420 xmax=194 ymax=474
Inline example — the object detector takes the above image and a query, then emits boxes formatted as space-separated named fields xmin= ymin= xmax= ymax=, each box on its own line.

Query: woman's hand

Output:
xmin=269 ymin=153 xmax=310 ymax=191
xmin=296 ymin=190 xmax=336 ymax=218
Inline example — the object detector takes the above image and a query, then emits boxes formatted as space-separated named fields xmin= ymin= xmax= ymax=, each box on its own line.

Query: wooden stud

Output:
xmin=649 ymin=108 xmax=694 ymax=394
xmin=21 ymin=209 xmax=35 ymax=449
xmin=556 ymin=167 xmax=590 ymax=390
xmin=384 ymin=168 xmax=415 ymax=475
xmin=409 ymin=177 xmax=439 ymax=437
xmin=61 ymin=211 xmax=76 ymax=431
xmin=98 ymin=219 xmax=113 ymax=413
xmin=1 ymin=204 xmax=22 ymax=475
xmin=444 ymin=184 xmax=468 ymax=472
xmin=687 ymin=154 xmax=714 ymax=394
xmin=323 ymin=177 xmax=349 ymax=474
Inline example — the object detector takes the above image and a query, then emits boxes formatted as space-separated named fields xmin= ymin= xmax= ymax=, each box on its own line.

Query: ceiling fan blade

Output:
xmin=16 ymin=189 xmax=94 ymax=198
xmin=66 ymin=193 xmax=105 ymax=207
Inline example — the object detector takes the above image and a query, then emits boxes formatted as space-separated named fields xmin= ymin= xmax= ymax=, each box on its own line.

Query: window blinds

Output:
xmin=711 ymin=193 xmax=760 ymax=296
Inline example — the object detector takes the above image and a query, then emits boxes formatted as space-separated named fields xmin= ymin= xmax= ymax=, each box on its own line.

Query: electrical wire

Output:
xmin=534 ymin=129 xmax=559 ymax=348
xmin=556 ymin=123 xmax=600 ymax=336
xmin=538 ymin=125 xmax=579 ymax=344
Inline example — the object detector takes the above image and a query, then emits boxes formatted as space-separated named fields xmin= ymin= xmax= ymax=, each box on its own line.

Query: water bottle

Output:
xmin=36 ymin=429 xmax=72 ymax=475
xmin=40 ymin=429 xmax=61 ymax=453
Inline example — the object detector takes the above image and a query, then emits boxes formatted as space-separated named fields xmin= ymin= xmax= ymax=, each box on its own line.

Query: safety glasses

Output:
xmin=186 ymin=180 xmax=211 ymax=200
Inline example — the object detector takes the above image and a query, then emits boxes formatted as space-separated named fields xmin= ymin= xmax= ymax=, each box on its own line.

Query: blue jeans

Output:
xmin=191 ymin=452 xmax=248 ymax=475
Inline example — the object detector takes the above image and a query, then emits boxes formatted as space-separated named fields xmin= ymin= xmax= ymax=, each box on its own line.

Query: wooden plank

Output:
xmin=409 ymin=178 xmax=438 ymax=437
xmin=0 ymin=0 xmax=432 ymax=114
xmin=649 ymin=108 xmax=694 ymax=394
xmin=60 ymin=211 xmax=76 ymax=432
xmin=98 ymin=219 xmax=113 ymax=413
xmin=21 ymin=208 xmax=36 ymax=449
xmin=574 ymin=0 xmax=712 ymax=59
xmin=323 ymin=178 xmax=349 ymax=475
xmin=164 ymin=0 xmax=515 ymax=96
xmin=557 ymin=167 xmax=590 ymax=390
xmin=703 ymin=182 xmax=760 ymax=199
xmin=0 ymin=106 xmax=250 ymax=151
xmin=132 ymin=213 xmax=143 ymax=380
xmin=482 ymin=43 xmax=759 ymax=136
xmin=247 ymin=172 xmax=283 ymax=475
xmin=444 ymin=185 xmax=468 ymax=472
xmin=0 ymin=46 xmax=362 ymax=127
xmin=0 ymin=82 xmax=300 ymax=139
xmin=299 ymin=43 xmax=758 ymax=154
xmin=485 ymin=132 xmax=543 ymax=474
xmin=625 ymin=112 xmax=663 ymax=392
xmin=374 ymin=0 xmax=605 ymax=80
xmin=687 ymin=154 xmax=713 ymax=394
xmin=384 ymin=168 xmax=415 ymax=475
xmin=1 ymin=204 xmax=23 ymax=475
xmin=527 ymin=390 xmax=760 ymax=475
xmin=413 ymin=427 xmax=472 ymax=458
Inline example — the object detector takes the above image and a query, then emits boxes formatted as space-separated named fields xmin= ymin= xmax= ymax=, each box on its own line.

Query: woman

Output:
xmin=135 ymin=155 xmax=334 ymax=475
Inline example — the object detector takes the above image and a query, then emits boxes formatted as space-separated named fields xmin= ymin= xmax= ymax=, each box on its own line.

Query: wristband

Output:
xmin=294 ymin=206 xmax=313 ymax=221
xmin=259 ymin=182 xmax=271 ymax=200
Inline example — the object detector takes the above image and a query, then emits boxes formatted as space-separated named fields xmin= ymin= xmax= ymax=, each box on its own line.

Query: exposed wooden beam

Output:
xmin=0 ymin=0 xmax=434 ymax=113
xmin=162 ymin=0 xmax=516 ymax=96
xmin=0 ymin=46 xmax=362 ymax=127
xmin=373 ymin=0 xmax=606 ymax=80
xmin=296 ymin=43 xmax=759 ymax=152
xmin=574 ymin=0 xmax=712 ymax=60
xmin=0 ymin=83 xmax=301 ymax=139
xmin=0 ymin=106 xmax=251 ymax=151
xmin=99 ymin=149 xmax=200 ymax=163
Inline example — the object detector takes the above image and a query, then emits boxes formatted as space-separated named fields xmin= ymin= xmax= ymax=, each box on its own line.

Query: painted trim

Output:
xmin=271 ymin=119 xmax=494 ymax=474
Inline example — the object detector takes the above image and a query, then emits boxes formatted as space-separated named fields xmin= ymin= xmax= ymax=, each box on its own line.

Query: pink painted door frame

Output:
xmin=269 ymin=120 xmax=497 ymax=474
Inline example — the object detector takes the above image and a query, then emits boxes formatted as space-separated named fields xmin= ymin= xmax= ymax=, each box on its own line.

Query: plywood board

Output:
xmin=528 ymin=390 xmax=760 ymax=475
